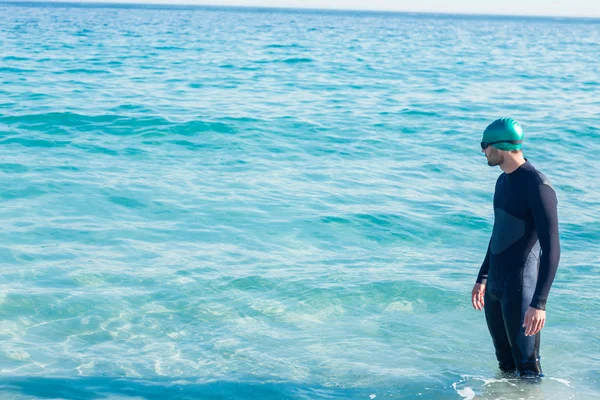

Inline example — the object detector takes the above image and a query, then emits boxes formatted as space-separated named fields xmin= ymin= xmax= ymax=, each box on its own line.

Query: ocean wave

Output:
xmin=1 ymin=112 xmax=237 ymax=136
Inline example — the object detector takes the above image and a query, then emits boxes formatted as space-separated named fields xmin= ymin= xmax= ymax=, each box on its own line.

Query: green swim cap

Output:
xmin=482 ymin=118 xmax=524 ymax=151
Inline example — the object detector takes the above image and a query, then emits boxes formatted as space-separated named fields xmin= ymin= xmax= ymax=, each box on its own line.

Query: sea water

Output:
xmin=0 ymin=3 xmax=599 ymax=399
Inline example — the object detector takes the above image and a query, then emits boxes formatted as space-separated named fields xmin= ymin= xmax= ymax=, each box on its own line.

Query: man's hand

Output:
xmin=472 ymin=283 xmax=486 ymax=311
xmin=523 ymin=307 xmax=546 ymax=336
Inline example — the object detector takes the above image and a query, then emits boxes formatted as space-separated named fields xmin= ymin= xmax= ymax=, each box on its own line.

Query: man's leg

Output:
xmin=484 ymin=291 xmax=517 ymax=373
xmin=502 ymin=289 xmax=543 ymax=378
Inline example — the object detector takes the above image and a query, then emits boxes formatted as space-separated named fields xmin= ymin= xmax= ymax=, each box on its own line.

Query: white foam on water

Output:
xmin=5 ymin=349 xmax=30 ymax=361
xmin=548 ymin=377 xmax=573 ymax=388
xmin=384 ymin=300 xmax=413 ymax=312
xmin=458 ymin=374 xmax=519 ymax=387
xmin=170 ymin=277 xmax=196 ymax=285
xmin=154 ymin=360 xmax=164 ymax=376
xmin=452 ymin=382 xmax=476 ymax=400
xmin=453 ymin=373 xmax=578 ymax=400
xmin=76 ymin=361 xmax=96 ymax=376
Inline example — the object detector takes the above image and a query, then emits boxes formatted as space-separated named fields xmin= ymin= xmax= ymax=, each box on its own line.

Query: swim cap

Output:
xmin=482 ymin=118 xmax=524 ymax=151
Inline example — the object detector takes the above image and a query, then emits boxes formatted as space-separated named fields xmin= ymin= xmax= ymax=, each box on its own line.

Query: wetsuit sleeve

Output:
xmin=476 ymin=239 xmax=491 ymax=285
xmin=527 ymin=182 xmax=560 ymax=310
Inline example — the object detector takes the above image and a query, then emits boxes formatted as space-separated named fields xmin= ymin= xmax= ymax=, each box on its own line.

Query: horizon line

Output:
xmin=2 ymin=1 xmax=600 ymax=20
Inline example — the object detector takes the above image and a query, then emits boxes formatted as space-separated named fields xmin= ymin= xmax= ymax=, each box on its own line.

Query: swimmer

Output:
xmin=472 ymin=118 xmax=560 ymax=378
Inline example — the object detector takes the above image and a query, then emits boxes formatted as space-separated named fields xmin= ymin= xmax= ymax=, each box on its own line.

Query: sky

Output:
xmin=11 ymin=0 xmax=600 ymax=18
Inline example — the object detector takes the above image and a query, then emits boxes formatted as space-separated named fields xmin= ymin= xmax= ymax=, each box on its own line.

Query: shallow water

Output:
xmin=0 ymin=3 xmax=599 ymax=399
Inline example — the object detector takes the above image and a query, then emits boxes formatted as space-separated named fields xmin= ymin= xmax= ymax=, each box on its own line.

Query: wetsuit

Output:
xmin=477 ymin=159 xmax=560 ymax=377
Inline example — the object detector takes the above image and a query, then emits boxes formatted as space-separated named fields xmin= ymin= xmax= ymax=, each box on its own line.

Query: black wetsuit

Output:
xmin=477 ymin=159 xmax=560 ymax=377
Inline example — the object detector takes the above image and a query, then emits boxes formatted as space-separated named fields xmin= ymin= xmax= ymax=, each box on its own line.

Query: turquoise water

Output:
xmin=1 ymin=2 xmax=599 ymax=399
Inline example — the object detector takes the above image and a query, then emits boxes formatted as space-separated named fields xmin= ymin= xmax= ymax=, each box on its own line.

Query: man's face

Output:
xmin=482 ymin=145 xmax=504 ymax=167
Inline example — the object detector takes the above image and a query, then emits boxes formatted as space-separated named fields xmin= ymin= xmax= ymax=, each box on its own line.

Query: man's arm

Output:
xmin=476 ymin=238 xmax=492 ymax=285
xmin=472 ymin=239 xmax=491 ymax=311
xmin=527 ymin=180 xmax=561 ymax=310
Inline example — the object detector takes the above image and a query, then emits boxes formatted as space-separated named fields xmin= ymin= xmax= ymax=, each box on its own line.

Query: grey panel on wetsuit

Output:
xmin=522 ymin=240 xmax=541 ymax=287
xmin=491 ymin=208 xmax=525 ymax=255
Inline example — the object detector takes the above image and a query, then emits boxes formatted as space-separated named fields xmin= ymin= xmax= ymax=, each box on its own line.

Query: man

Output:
xmin=472 ymin=118 xmax=560 ymax=378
